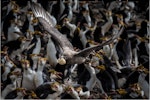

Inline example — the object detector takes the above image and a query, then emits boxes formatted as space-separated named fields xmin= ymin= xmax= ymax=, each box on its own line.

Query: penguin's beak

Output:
xmin=119 ymin=21 xmax=127 ymax=27
xmin=32 ymin=18 xmax=38 ymax=24
xmin=96 ymin=65 xmax=106 ymax=71
xmin=76 ymin=86 xmax=82 ymax=92
xmin=1 ymin=51 xmax=7 ymax=55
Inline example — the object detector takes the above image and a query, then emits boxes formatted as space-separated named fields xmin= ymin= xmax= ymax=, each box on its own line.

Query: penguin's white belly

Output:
xmin=32 ymin=39 xmax=41 ymax=54
xmin=85 ymin=15 xmax=91 ymax=27
xmin=85 ymin=64 xmax=97 ymax=90
xmin=68 ymin=10 xmax=73 ymax=22
xmin=46 ymin=40 xmax=57 ymax=67
xmin=2 ymin=67 xmax=11 ymax=81
xmin=103 ymin=45 xmax=111 ymax=57
xmin=8 ymin=26 xmax=21 ymax=41
xmin=80 ymin=33 xmax=87 ymax=48
xmin=86 ymin=75 xmax=97 ymax=90
xmin=2 ymin=84 xmax=16 ymax=98
xmin=138 ymin=74 xmax=149 ymax=98
xmin=8 ymin=33 xmax=20 ymax=42
xmin=10 ymin=49 xmax=22 ymax=59
xmin=101 ymin=21 xmax=112 ymax=34
xmin=34 ymin=71 xmax=43 ymax=88
xmin=22 ymin=73 xmax=35 ymax=90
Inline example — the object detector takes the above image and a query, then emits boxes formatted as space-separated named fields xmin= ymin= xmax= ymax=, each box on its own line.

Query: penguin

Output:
xmin=61 ymin=85 xmax=80 ymax=99
xmin=23 ymin=30 xmax=34 ymax=51
xmin=84 ymin=61 xmax=98 ymax=91
xmin=51 ymin=0 xmax=64 ymax=21
xmin=138 ymin=72 xmax=149 ymax=98
xmin=108 ymin=0 xmax=122 ymax=11
xmin=5 ymin=88 xmax=27 ymax=99
xmin=101 ymin=10 xmax=113 ymax=36
xmin=46 ymin=34 xmax=58 ymax=67
xmin=136 ymin=37 xmax=149 ymax=69
xmin=1 ymin=47 xmax=8 ymax=66
xmin=101 ymin=37 xmax=112 ymax=59
xmin=117 ymin=67 xmax=132 ymax=88
xmin=79 ymin=25 xmax=95 ymax=49
xmin=123 ymin=2 xmax=134 ymax=26
xmin=72 ymin=0 xmax=79 ymax=13
xmin=112 ymin=41 xmax=123 ymax=69
xmin=1 ymin=71 xmax=19 ymax=99
xmin=59 ymin=24 xmax=71 ymax=40
xmin=21 ymin=11 xmax=31 ymax=34
xmin=23 ymin=90 xmax=39 ymax=99
xmin=2 ymin=55 xmax=16 ymax=82
xmin=137 ymin=20 xmax=149 ymax=53
xmin=46 ymin=82 xmax=64 ymax=99
xmin=75 ymin=85 xmax=90 ymax=99
xmin=24 ymin=31 xmax=42 ymax=59
xmin=76 ymin=63 xmax=90 ymax=85
xmin=34 ymin=82 xmax=64 ymax=99
xmin=6 ymin=19 xmax=22 ymax=42
xmin=47 ymin=1 xmax=57 ymax=15
xmin=95 ymin=65 xmax=116 ymax=93
xmin=62 ymin=18 xmax=77 ymax=38
xmin=92 ymin=50 xmax=118 ymax=93
xmin=122 ymin=38 xmax=133 ymax=68
xmin=21 ymin=59 xmax=36 ymax=90
xmin=60 ymin=1 xmax=73 ymax=22
xmin=31 ymin=31 xmax=42 ymax=55
xmin=2 ymin=0 xmax=19 ymax=29
xmin=78 ymin=59 xmax=105 ymax=94
xmin=34 ymin=57 xmax=47 ymax=88
xmin=93 ymin=21 xmax=104 ymax=43
xmin=126 ymin=32 xmax=139 ymax=67
xmin=21 ymin=10 xmax=39 ymax=34
xmin=123 ymin=66 xmax=149 ymax=90
xmin=123 ymin=83 xmax=145 ymax=99
xmin=113 ymin=88 xmax=130 ymax=99
xmin=2 ymin=36 xmax=27 ymax=60
xmin=79 ymin=28 xmax=90 ymax=48
xmin=76 ymin=4 xmax=90 ymax=30
xmin=72 ymin=28 xmax=84 ymax=50
xmin=29 ymin=54 xmax=40 ymax=70
xmin=2 ymin=0 xmax=17 ymax=18
xmin=101 ymin=53 xmax=120 ymax=89
xmin=3 ymin=3 xmax=22 ymax=42
xmin=82 ymin=9 xmax=92 ymax=27
xmin=48 ymin=69 xmax=63 ymax=82
xmin=116 ymin=29 xmax=131 ymax=68
xmin=67 ymin=1 xmax=73 ymax=22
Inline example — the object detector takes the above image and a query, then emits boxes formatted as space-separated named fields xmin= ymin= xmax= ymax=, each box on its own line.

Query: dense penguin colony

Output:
xmin=1 ymin=0 xmax=149 ymax=99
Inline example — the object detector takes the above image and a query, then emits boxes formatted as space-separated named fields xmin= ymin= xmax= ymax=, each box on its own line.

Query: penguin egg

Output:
xmin=57 ymin=58 xmax=66 ymax=65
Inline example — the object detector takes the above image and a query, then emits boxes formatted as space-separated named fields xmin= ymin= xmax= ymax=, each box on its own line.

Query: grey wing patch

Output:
xmin=77 ymin=27 xmax=124 ymax=57
xmin=30 ymin=2 xmax=54 ymax=27
xmin=49 ymin=27 xmax=74 ymax=49
xmin=30 ymin=2 xmax=74 ymax=50
xmin=76 ymin=36 xmax=115 ymax=57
